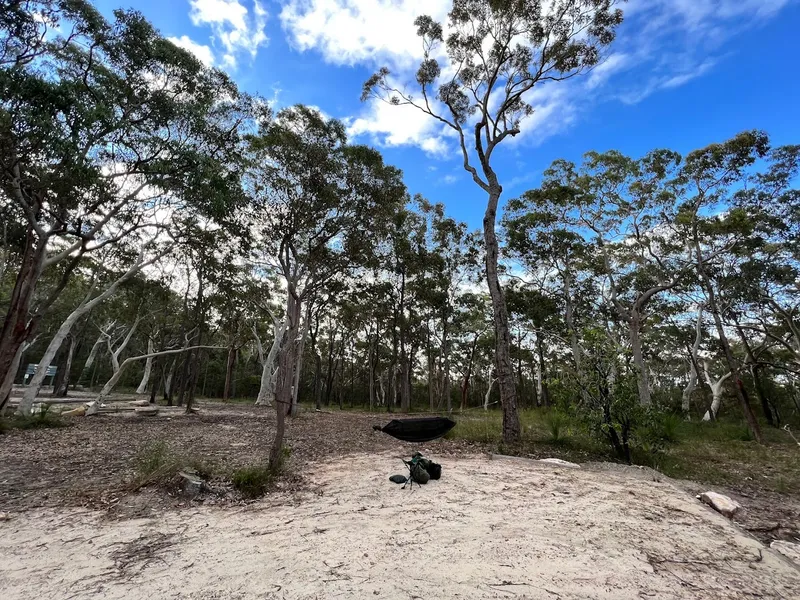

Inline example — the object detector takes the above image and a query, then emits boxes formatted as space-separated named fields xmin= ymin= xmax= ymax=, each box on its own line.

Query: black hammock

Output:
xmin=373 ymin=417 xmax=456 ymax=443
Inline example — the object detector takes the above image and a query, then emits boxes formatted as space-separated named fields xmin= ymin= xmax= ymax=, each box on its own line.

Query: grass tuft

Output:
xmin=231 ymin=464 xmax=275 ymax=498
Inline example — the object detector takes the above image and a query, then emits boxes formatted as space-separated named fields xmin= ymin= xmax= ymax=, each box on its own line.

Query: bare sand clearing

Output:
xmin=1 ymin=453 xmax=798 ymax=600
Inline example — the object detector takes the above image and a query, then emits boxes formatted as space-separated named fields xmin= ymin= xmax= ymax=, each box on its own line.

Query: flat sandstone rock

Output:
xmin=698 ymin=491 xmax=742 ymax=518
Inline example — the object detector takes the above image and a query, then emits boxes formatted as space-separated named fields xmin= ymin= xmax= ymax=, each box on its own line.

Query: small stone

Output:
xmin=0 ymin=512 xmax=10 ymax=521
xmin=771 ymin=541 xmax=800 ymax=565
xmin=698 ymin=492 xmax=741 ymax=518
xmin=539 ymin=458 xmax=581 ymax=468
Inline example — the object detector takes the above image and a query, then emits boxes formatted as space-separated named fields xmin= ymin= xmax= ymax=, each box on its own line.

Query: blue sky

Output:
xmin=94 ymin=0 xmax=800 ymax=230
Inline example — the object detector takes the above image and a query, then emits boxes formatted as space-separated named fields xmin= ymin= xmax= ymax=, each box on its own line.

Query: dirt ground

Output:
xmin=2 ymin=452 xmax=799 ymax=599
xmin=1 ymin=402 xmax=798 ymax=542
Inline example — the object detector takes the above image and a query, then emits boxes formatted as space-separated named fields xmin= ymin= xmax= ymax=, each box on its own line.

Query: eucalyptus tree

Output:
xmin=674 ymin=131 xmax=773 ymax=442
xmin=0 ymin=0 xmax=251 ymax=403
xmin=245 ymin=105 xmax=406 ymax=467
xmin=362 ymin=0 xmax=624 ymax=442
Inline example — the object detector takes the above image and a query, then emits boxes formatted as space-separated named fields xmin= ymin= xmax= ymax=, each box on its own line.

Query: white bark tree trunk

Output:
xmin=105 ymin=316 xmax=141 ymax=375
xmin=484 ymin=377 xmax=497 ymax=411
xmin=18 ymin=253 xmax=151 ymax=416
xmin=80 ymin=325 xmax=112 ymax=381
xmin=97 ymin=346 xmax=223 ymax=403
xmin=164 ymin=358 xmax=176 ymax=397
xmin=135 ymin=337 xmax=155 ymax=394
xmin=702 ymin=361 xmax=732 ymax=421
xmin=255 ymin=318 xmax=286 ymax=406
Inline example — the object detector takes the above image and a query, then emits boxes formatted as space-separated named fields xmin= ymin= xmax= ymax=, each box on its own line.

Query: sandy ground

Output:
xmin=1 ymin=453 xmax=798 ymax=600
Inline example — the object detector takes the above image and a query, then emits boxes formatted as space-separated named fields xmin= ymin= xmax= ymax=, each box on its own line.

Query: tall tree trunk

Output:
xmin=135 ymin=338 xmax=155 ymax=394
xmin=54 ymin=333 xmax=78 ymax=397
xmin=461 ymin=334 xmax=479 ymax=411
xmin=628 ymin=310 xmax=652 ymax=406
xmin=164 ymin=358 xmax=176 ymax=405
xmin=398 ymin=266 xmax=411 ymax=412
xmin=79 ymin=328 xmax=108 ymax=384
xmin=733 ymin=319 xmax=775 ymax=426
xmin=149 ymin=358 xmax=161 ymax=404
xmin=693 ymin=233 xmax=762 ymax=442
xmin=368 ymin=332 xmax=376 ymax=411
xmin=484 ymin=375 xmax=496 ymax=411
xmin=0 ymin=230 xmax=46 ymax=393
xmin=270 ymin=293 xmax=300 ymax=468
xmin=682 ymin=362 xmax=698 ymax=415
xmin=223 ymin=344 xmax=236 ymax=402
xmin=290 ymin=305 xmax=311 ymax=417
xmin=536 ymin=332 xmax=550 ymax=408
xmin=484 ymin=186 xmax=520 ymax=442
xmin=255 ymin=318 xmax=285 ymax=406
xmin=442 ymin=316 xmax=451 ymax=414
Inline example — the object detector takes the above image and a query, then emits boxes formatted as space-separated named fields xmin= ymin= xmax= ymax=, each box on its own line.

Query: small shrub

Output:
xmin=130 ymin=441 xmax=181 ymax=489
xmin=734 ymin=425 xmax=754 ymax=442
xmin=231 ymin=464 xmax=274 ymax=498
xmin=545 ymin=410 xmax=568 ymax=443
xmin=658 ymin=413 xmax=682 ymax=443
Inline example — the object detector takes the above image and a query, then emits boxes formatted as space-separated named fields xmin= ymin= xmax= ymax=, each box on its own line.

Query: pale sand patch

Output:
xmin=1 ymin=453 xmax=798 ymax=599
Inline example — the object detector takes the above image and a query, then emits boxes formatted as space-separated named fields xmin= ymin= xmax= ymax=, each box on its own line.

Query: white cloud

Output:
xmin=188 ymin=0 xmax=268 ymax=68
xmin=280 ymin=0 xmax=450 ymax=69
xmin=168 ymin=35 xmax=215 ymax=67
xmin=587 ymin=54 xmax=632 ymax=89
xmin=345 ymin=98 xmax=454 ymax=158
xmin=280 ymin=0 xmax=792 ymax=155
xmin=441 ymin=174 xmax=458 ymax=185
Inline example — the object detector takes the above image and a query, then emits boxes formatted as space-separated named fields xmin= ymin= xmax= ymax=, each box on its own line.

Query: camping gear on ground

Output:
xmin=390 ymin=452 xmax=442 ymax=489
xmin=372 ymin=417 xmax=456 ymax=442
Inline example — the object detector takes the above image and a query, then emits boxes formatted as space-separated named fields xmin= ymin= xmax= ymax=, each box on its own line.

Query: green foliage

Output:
xmin=231 ymin=464 xmax=275 ymax=499
xmin=544 ymin=410 xmax=569 ymax=443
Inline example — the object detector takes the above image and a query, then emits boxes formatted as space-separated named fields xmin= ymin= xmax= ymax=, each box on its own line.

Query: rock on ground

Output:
xmin=1 ymin=453 xmax=799 ymax=600
xmin=771 ymin=540 xmax=800 ymax=565
xmin=698 ymin=491 xmax=742 ymax=518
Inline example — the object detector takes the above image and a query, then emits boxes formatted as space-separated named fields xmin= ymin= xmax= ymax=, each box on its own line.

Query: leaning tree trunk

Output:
xmin=135 ymin=338 xmax=155 ymax=394
xmin=79 ymin=328 xmax=107 ymax=384
xmin=96 ymin=346 xmax=220 ymax=403
xmin=483 ymin=186 xmax=520 ymax=442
